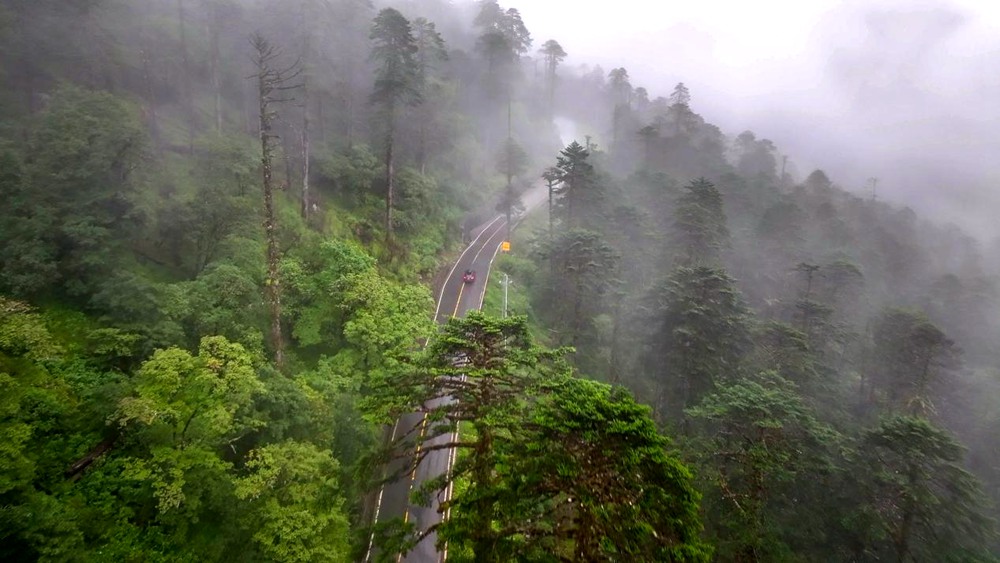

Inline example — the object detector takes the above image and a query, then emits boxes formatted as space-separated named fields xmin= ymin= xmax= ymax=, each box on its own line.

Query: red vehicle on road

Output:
xmin=462 ymin=269 xmax=476 ymax=284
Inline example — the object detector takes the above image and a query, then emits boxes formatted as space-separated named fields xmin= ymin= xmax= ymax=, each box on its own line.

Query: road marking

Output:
xmin=451 ymin=283 xmax=465 ymax=318
xmin=440 ymin=421 xmax=460 ymax=563
xmin=368 ymin=191 xmax=542 ymax=562
xmin=448 ymin=218 xmax=505 ymax=320
xmin=471 ymin=219 xmax=506 ymax=264
xmin=438 ymin=189 xmax=546 ymax=562
xmin=366 ymin=417 xmax=403 ymax=562
xmin=478 ymin=227 xmax=508 ymax=308
xmin=440 ymin=184 xmax=547 ymax=562
xmin=433 ymin=215 xmax=503 ymax=322
xmin=402 ymin=415 xmax=430 ymax=526
xmin=367 ymin=214 xmax=505 ymax=563
xmin=440 ymin=222 xmax=510 ymax=563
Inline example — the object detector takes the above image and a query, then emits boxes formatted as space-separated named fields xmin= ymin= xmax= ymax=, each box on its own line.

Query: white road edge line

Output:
xmin=440 ymin=191 xmax=546 ymax=562
xmin=433 ymin=215 xmax=504 ymax=321
xmin=406 ymin=221 xmax=506 ymax=537
xmin=441 ymin=224 xmax=508 ymax=563
xmin=366 ymin=417 xmax=402 ymax=562
xmin=366 ymin=214 xmax=504 ymax=563
xmin=477 ymin=229 xmax=507 ymax=308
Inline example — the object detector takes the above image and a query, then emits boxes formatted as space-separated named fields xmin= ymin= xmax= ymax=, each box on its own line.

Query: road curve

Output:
xmin=367 ymin=184 xmax=547 ymax=563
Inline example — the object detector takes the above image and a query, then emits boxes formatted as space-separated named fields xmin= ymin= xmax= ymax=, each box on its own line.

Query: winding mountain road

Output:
xmin=366 ymin=185 xmax=546 ymax=563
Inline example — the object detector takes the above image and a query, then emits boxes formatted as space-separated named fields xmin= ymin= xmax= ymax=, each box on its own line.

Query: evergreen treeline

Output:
xmin=515 ymin=67 xmax=1000 ymax=561
xmin=1 ymin=0 xmax=998 ymax=561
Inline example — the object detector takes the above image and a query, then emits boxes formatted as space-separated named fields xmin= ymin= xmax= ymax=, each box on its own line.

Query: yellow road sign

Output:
xmin=501 ymin=241 xmax=511 ymax=252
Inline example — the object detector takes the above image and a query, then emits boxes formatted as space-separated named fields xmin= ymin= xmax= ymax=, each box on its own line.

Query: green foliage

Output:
xmin=481 ymin=253 xmax=539 ymax=327
xmin=0 ymin=298 xmax=65 ymax=496
xmin=283 ymin=239 xmax=378 ymax=348
xmin=235 ymin=441 xmax=350 ymax=562
xmin=282 ymin=239 xmax=434 ymax=377
xmin=0 ymin=298 xmax=118 ymax=560
xmin=114 ymin=336 xmax=262 ymax=449
xmin=671 ymin=177 xmax=730 ymax=266
xmin=0 ymin=86 xmax=146 ymax=299
xmin=173 ymin=263 xmax=266 ymax=354
xmin=412 ymin=17 xmax=448 ymax=84
xmin=642 ymin=266 xmax=753 ymax=420
xmin=734 ymin=130 xmax=778 ymax=179
xmin=498 ymin=378 xmax=712 ymax=562
xmin=367 ymin=313 xmax=710 ymax=562
xmin=0 ymin=380 xmax=34 ymax=502
xmin=474 ymin=2 xmax=531 ymax=85
xmin=3 ymin=0 xmax=1000 ymax=559
xmin=853 ymin=416 xmax=997 ymax=561
xmin=318 ymin=144 xmax=381 ymax=205
xmin=156 ymin=134 xmax=258 ymax=278
xmin=365 ymin=312 xmax=552 ymax=427
xmin=370 ymin=8 xmax=420 ymax=108
xmin=495 ymin=138 xmax=529 ymax=179
xmin=750 ymin=322 xmax=818 ymax=389
xmin=538 ymin=39 xmax=567 ymax=111
xmin=365 ymin=313 xmax=562 ymax=558
xmin=395 ymin=167 xmax=442 ymax=235
xmin=90 ymin=270 xmax=188 ymax=353
xmin=688 ymin=373 xmax=841 ymax=560
xmin=535 ymin=228 xmax=619 ymax=349
xmin=869 ymin=308 xmax=960 ymax=416
xmin=332 ymin=266 xmax=435 ymax=383
xmin=550 ymin=141 xmax=603 ymax=228
xmin=0 ymin=298 xmax=60 ymax=361
xmin=756 ymin=200 xmax=805 ymax=249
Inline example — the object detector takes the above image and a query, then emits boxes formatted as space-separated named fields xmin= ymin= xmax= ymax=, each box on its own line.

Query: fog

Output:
xmin=3 ymin=0 xmax=1000 ymax=559
xmin=518 ymin=0 xmax=1000 ymax=238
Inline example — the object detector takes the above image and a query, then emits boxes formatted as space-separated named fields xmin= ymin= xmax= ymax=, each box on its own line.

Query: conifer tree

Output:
xmin=672 ymin=178 xmax=730 ymax=266
xmin=370 ymin=8 xmax=420 ymax=245
xmin=538 ymin=39 xmax=566 ymax=116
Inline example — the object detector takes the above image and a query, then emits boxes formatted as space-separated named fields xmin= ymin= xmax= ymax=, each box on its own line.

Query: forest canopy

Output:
xmin=1 ymin=1 xmax=998 ymax=561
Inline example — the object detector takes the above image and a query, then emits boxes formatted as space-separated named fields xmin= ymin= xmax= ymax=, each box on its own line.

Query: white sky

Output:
xmin=518 ymin=0 xmax=1000 ymax=113
xmin=513 ymin=0 xmax=1000 ymax=236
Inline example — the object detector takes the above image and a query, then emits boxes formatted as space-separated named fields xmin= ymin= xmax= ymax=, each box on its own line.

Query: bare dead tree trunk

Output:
xmin=344 ymin=43 xmax=359 ymax=148
xmin=11 ymin=4 xmax=33 ymax=116
xmin=609 ymin=296 xmax=623 ymax=384
xmin=207 ymin=0 xmax=222 ymax=133
xmin=243 ymin=78 xmax=255 ymax=135
xmin=546 ymin=56 xmax=556 ymax=119
xmin=65 ymin=434 xmax=118 ymax=481
xmin=301 ymin=75 xmax=311 ymax=219
xmin=140 ymin=37 xmax=160 ymax=149
xmin=178 ymin=0 xmax=195 ymax=153
xmin=300 ymin=16 xmax=311 ymax=220
xmin=384 ymin=101 xmax=396 ymax=245
xmin=260 ymin=66 xmax=284 ymax=369
xmin=283 ymin=134 xmax=294 ymax=192
xmin=417 ymin=118 xmax=427 ymax=175
xmin=547 ymin=181 xmax=554 ymax=243
xmin=346 ymin=84 xmax=356 ymax=148
xmin=317 ymin=94 xmax=326 ymax=146
xmin=251 ymin=34 xmax=300 ymax=371
xmin=504 ymin=96 xmax=513 ymax=240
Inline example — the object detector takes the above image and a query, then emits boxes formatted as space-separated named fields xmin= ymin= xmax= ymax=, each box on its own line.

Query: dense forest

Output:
xmin=1 ymin=0 xmax=998 ymax=561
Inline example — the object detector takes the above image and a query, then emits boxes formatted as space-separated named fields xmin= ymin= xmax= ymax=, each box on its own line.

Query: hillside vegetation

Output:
xmin=1 ymin=1 xmax=998 ymax=561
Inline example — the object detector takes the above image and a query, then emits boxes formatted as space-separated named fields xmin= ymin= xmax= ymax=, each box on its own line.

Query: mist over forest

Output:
xmin=522 ymin=0 xmax=1000 ymax=241
xmin=1 ymin=0 xmax=999 ymax=561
